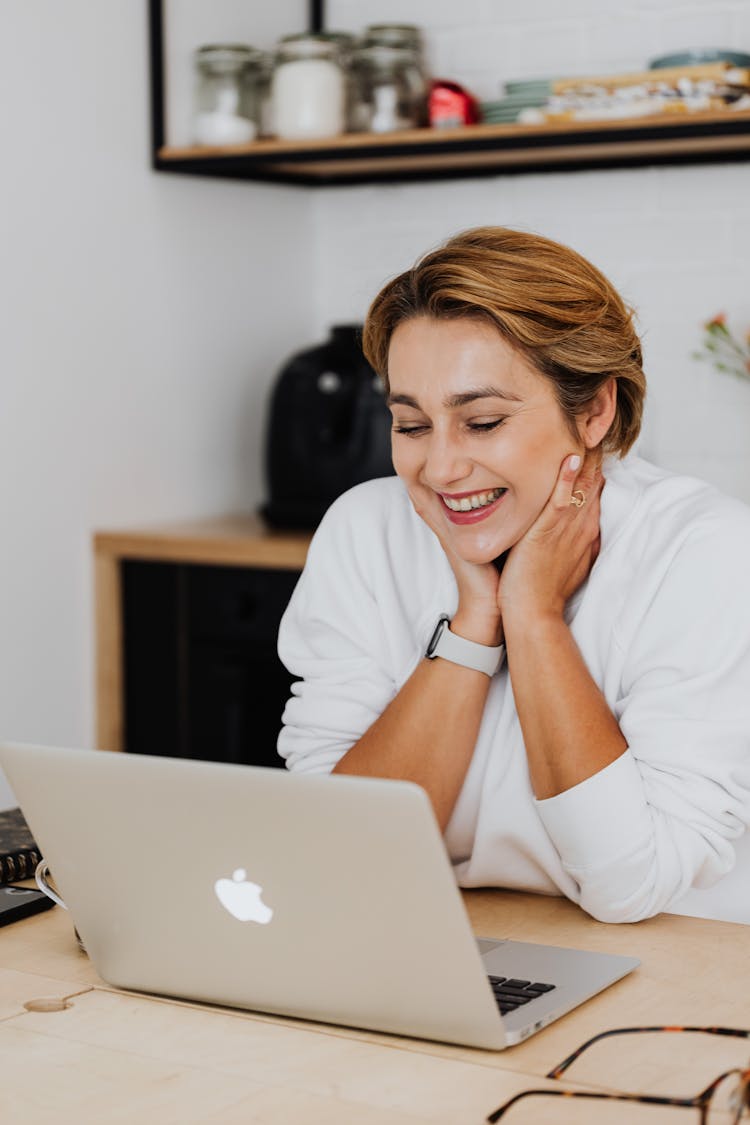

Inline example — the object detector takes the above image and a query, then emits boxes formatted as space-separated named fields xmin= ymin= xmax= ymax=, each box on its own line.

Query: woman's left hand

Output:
xmin=499 ymin=450 xmax=603 ymax=626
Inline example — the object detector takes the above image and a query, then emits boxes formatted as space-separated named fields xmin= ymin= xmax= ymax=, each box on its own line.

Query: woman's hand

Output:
xmin=499 ymin=451 xmax=603 ymax=628
xmin=406 ymin=483 xmax=504 ymax=646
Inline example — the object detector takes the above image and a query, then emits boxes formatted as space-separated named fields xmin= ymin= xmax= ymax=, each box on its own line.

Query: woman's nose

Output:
xmin=423 ymin=432 xmax=472 ymax=490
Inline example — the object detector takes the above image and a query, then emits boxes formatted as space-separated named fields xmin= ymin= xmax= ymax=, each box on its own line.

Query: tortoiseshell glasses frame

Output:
xmin=486 ymin=1026 xmax=750 ymax=1123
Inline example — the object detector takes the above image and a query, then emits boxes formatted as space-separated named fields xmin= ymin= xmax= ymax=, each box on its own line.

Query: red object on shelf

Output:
xmin=428 ymin=80 xmax=480 ymax=128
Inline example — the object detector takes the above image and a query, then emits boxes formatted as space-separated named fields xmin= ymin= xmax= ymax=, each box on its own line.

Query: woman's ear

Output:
xmin=578 ymin=378 xmax=617 ymax=450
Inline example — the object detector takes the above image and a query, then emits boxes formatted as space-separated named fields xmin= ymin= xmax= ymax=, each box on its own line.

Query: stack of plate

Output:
xmin=649 ymin=49 xmax=750 ymax=69
xmin=480 ymin=78 xmax=553 ymax=124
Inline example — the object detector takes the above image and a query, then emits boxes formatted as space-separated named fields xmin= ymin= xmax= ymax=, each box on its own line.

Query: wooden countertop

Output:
xmin=1 ymin=888 xmax=747 ymax=1122
xmin=94 ymin=514 xmax=312 ymax=570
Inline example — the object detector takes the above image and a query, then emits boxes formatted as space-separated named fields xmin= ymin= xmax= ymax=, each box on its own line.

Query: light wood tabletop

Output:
xmin=1 ymin=888 xmax=747 ymax=1123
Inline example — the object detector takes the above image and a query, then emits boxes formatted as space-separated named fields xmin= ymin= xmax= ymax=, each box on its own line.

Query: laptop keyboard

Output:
xmin=488 ymin=975 xmax=556 ymax=1015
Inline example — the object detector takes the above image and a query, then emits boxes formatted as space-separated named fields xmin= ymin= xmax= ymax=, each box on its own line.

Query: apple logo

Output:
xmin=214 ymin=869 xmax=274 ymax=924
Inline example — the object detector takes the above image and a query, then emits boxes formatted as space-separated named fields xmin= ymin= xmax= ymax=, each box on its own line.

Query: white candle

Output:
xmin=194 ymin=112 xmax=257 ymax=145
xmin=193 ymin=83 xmax=256 ymax=145
xmin=272 ymin=58 xmax=344 ymax=139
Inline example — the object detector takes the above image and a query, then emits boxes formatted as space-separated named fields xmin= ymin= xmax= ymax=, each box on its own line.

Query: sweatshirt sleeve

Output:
xmin=535 ymin=507 xmax=750 ymax=923
xmin=275 ymin=486 xmax=403 ymax=775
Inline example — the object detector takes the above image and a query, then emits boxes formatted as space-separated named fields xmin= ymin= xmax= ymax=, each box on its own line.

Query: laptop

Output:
xmin=0 ymin=742 xmax=639 ymax=1050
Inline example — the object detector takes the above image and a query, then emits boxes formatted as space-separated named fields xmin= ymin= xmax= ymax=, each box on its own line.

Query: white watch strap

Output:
xmin=427 ymin=617 xmax=505 ymax=677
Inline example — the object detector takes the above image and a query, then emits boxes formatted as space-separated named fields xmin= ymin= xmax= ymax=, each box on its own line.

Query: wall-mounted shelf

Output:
xmin=149 ymin=0 xmax=750 ymax=186
xmin=156 ymin=109 xmax=750 ymax=186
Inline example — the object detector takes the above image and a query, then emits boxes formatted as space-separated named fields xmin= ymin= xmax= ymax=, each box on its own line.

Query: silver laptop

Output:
xmin=0 ymin=742 xmax=638 ymax=1050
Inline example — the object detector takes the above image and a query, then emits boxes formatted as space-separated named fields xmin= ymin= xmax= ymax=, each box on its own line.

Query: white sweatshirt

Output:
xmin=277 ymin=455 xmax=750 ymax=923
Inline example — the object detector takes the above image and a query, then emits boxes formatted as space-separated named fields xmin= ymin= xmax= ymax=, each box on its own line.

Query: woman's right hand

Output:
xmin=406 ymin=484 xmax=504 ymax=646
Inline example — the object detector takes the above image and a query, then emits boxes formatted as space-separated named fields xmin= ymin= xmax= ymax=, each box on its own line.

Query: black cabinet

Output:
xmin=122 ymin=560 xmax=300 ymax=767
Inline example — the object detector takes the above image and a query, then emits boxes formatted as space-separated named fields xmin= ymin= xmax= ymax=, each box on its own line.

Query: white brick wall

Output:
xmin=316 ymin=0 xmax=750 ymax=501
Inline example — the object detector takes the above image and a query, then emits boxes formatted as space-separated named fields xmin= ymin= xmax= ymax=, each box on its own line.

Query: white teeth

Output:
xmin=442 ymin=487 xmax=505 ymax=512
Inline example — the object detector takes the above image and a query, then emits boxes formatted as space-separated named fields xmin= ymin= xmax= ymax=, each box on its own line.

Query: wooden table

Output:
xmin=1 ymin=888 xmax=747 ymax=1123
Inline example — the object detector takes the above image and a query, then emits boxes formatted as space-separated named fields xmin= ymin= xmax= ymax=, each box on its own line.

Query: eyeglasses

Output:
xmin=487 ymin=1027 xmax=750 ymax=1123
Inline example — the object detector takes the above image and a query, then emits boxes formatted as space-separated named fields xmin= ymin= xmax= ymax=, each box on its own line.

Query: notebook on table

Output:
xmin=0 ymin=741 xmax=639 ymax=1050
xmin=0 ymin=806 xmax=42 ymax=883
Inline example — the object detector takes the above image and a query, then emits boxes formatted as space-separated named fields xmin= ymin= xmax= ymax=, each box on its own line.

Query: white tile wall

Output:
xmin=317 ymin=0 xmax=750 ymax=502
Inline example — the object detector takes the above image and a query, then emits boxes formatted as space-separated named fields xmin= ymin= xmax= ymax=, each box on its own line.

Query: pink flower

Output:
xmin=696 ymin=312 xmax=750 ymax=384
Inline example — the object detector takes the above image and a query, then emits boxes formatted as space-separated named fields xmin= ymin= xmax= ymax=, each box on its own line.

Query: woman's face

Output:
xmin=387 ymin=316 xmax=584 ymax=564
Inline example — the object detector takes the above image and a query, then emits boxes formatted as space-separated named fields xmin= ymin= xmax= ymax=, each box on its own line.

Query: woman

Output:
xmin=277 ymin=227 xmax=750 ymax=923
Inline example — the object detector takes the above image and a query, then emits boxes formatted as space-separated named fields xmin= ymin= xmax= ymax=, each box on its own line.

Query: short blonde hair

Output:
xmin=363 ymin=227 xmax=646 ymax=456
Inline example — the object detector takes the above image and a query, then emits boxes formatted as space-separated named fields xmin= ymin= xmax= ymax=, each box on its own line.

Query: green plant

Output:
xmin=694 ymin=314 xmax=750 ymax=382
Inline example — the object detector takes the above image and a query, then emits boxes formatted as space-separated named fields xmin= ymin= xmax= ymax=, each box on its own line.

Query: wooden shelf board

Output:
xmin=156 ymin=109 xmax=750 ymax=184
xmin=93 ymin=515 xmax=311 ymax=570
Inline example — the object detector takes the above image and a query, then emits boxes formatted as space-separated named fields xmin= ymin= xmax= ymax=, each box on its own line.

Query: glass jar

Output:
xmin=271 ymin=34 xmax=346 ymax=140
xmin=360 ymin=24 xmax=430 ymax=125
xmin=255 ymin=51 xmax=274 ymax=137
xmin=350 ymin=44 xmax=421 ymax=133
xmin=362 ymin=24 xmax=425 ymax=61
xmin=317 ymin=30 xmax=357 ymax=64
xmin=316 ymin=31 xmax=358 ymax=129
xmin=192 ymin=44 xmax=262 ymax=145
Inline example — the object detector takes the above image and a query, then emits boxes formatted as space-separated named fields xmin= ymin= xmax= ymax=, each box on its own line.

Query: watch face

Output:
xmin=426 ymin=615 xmax=450 ymax=658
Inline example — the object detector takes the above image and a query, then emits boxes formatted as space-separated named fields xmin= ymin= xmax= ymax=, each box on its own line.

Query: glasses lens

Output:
xmin=510 ymin=1034 xmax=750 ymax=1125
xmin=551 ymin=1031 xmax=749 ymax=1101
xmin=707 ymin=1070 xmax=749 ymax=1125
xmin=492 ymin=1093 xmax=701 ymax=1123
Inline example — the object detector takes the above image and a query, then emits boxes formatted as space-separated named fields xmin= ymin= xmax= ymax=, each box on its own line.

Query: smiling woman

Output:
xmin=385 ymin=317 xmax=609 ymax=566
xmin=276 ymin=227 xmax=750 ymax=925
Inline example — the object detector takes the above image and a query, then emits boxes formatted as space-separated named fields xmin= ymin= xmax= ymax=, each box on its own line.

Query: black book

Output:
xmin=0 ymin=807 xmax=42 ymax=884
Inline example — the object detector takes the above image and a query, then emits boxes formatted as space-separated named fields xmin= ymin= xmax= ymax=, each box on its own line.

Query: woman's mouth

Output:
xmin=439 ymin=487 xmax=508 ymax=524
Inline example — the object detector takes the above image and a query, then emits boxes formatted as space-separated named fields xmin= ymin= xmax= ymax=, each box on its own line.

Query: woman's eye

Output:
xmin=392 ymin=423 xmax=428 ymax=436
xmin=468 ymin=418 xmax=505 ymax=433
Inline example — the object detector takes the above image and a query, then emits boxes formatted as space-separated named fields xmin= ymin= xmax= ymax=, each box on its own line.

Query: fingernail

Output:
xmin=569 ymin=454 xmax=581 ymax=471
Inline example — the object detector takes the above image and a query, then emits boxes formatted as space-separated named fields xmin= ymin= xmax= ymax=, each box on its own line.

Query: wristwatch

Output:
xmin=425 ymin=615 xmax=505 ymax=678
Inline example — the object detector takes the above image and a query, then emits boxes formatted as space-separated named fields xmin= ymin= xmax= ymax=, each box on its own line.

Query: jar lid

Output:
xmin=276 ymin=33 xmax=341 ymax=60
xmin=316 ymin=31 xmax=357 ymax=46
xmin=363 ymin=25 xmax=423 ymax=49
xmin=354 ymin=44 xmax=416 ymax=66
xmin=195 ymin=44 xmax=263 ymax=70
xmin=365 ymin=23 xmax=421 ymax=36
